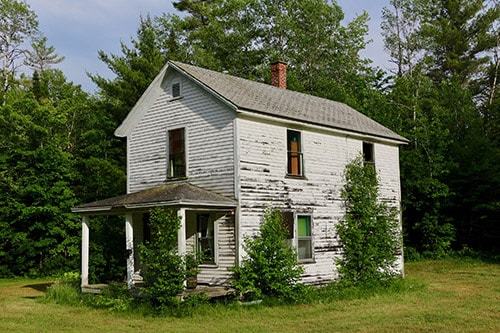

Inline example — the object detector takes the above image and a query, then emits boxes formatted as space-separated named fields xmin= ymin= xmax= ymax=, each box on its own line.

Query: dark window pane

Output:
xmin=282 ymin=211 xmax=294 ymax=239
xmin=363 ymin=142 xmax=374 ymax=163
xmin=143 ymin=212 xmax=151 ymax=242
xmin=172 ymin=82 xmax=181 ymax=97
xmin=168 ymin=128 xmax=185 ymax=178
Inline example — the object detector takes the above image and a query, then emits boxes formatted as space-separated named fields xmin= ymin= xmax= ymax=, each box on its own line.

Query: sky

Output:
xmin=26 ymin=0 xmax=391 ymax=92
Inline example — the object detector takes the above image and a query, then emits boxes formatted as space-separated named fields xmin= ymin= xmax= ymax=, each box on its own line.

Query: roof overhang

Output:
xmin=72 ymin=182 xmax=237 ymax=215
xmin=236 ymin=109 xmax=409 ymax=145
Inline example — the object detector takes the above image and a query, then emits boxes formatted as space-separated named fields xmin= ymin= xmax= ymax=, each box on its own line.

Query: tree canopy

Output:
xmin=0 ymin=0 xmax=498 ymax=278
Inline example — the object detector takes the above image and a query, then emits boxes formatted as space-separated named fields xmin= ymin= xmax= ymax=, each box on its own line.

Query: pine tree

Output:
xmin=25 ymin=36 xmax=64 ymax=72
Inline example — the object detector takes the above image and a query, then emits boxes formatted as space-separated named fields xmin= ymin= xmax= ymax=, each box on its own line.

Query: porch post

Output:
xmin=81 ymin=216 xmax=89 ymax=287
xmin=125 ymin=213 xmax=134 ymax=289
xmin=177 ymin=208 xmax=186 ymax=256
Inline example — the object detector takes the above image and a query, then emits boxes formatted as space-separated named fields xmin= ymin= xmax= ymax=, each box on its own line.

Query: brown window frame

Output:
xmin=287 ymin=129 xmax=304 ymax=177
xmin=167 ymin=127 xmax=186 ymax=179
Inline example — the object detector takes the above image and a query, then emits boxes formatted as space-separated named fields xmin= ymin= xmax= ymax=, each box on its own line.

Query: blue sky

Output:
xmin=27 ymin=0 xmax=391 ymax=92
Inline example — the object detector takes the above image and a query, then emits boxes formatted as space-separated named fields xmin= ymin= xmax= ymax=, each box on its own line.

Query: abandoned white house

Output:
xmin=72 ymin=61 xmax=407 ymax=291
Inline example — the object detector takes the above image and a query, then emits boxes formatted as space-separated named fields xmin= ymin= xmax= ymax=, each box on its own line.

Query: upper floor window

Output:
xmin=363 ymin=142 xmax=374 ymax=167
xmin=287 ymin=129 xmax=303 ymax=176
xmin=172 ymin=81 xmax=181 ymax=98
xmin=168 ymin=128 xmax=186 ymax=178
xmin=282 ymin=211 xmax=313 ymax=262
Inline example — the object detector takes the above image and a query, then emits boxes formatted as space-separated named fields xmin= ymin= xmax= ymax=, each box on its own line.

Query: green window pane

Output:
xmin=297 ymin=216 xmax=311 ymax=237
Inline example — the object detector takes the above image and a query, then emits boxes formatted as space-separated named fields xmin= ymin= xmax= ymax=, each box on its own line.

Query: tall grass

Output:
xmin=43 ymin=283 xmax=81 ymax=306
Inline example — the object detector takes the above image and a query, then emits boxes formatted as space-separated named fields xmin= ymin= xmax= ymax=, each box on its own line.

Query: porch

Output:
xmin=72 ymin=182 xmax=237 ymax=292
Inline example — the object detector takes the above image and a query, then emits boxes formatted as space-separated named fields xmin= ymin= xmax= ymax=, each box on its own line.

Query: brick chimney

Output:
xmin=271 ymin=61 xmax=287 ymax=89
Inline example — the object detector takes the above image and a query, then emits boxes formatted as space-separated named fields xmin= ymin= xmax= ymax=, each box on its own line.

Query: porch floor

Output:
xmin=81 ymin=283 xmax=235 ymax=299
xmin=183 ymin=285 xmax=235 ymax=299
xmin=81 ymin=284 xmax=108 ymax=294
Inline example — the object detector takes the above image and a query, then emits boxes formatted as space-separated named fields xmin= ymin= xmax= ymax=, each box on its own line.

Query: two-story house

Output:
xmin=73 ymin=61 xmax=407 ymax=291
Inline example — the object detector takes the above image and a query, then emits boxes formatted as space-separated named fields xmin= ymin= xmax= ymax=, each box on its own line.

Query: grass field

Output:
xmin=0 ymin=259 xmax=499 ymax=332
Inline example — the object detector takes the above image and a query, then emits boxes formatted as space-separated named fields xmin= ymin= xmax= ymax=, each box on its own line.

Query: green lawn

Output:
xmin=0 ymin=259 xmax=499 ymax=333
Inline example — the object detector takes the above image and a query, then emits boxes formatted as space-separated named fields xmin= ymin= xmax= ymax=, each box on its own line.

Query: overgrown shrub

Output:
xmin=44 ymin=283 xmax=81 ymax=305
xmin=232 ymin=209 xmax=304 ymax=300
xmin=138 ymin=208 xmax=190 ymax=307
xmin=43 ymin=271 xmax=81 ymax=305
xmin=336 ymin=156 xmax=401 ymax=283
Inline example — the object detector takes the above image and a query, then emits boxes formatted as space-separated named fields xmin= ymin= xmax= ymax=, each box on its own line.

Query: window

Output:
xmin=363 ymin=142 xmax=374 ymax=167
xmin=297 ymin=215 xmax=312 ymax=260
xmin=168 ymin=128 xmax=186 ymax=178
xmin=172 ymin=82 xmax=181 ymax=98
xmin=287 ymin=129 xmax=303 ymax=176
xmin=196 ymin=214 xmax=215 ymax=264
xmin=282 ymin=211 xmax=313 ymax=261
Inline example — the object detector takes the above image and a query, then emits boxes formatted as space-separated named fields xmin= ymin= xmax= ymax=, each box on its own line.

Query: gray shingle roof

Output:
xmin=72 ymin=182 xmax=237 ymax=213
xmin=170 ymin=61 xmax=407 ymax=143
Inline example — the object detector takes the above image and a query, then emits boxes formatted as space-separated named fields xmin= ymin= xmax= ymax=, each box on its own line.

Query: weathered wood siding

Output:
xmin=185 ymin=211 xmax=236 ymax=285
xmin=127 ymin=70 xmax=235 ymax=197
xmin=237 ymin=117 xmax=403 ymax=284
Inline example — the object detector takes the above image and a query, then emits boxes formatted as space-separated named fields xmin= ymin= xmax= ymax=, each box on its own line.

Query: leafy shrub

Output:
xmin=336 ymin=156 xmax=401 ymax=283
xmin=232 ymin=208 xmax=304 ymax=300
xmin=60 ymin=271 xmax=80 ymax=288
xmin=138 ymin=208 xmax=189 ymax=307
xmin=404 ymin=246 xmax=421 ymax=261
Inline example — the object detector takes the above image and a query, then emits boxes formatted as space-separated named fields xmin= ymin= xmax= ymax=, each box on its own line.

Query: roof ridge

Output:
xmin=169 ymin=60 xmax=356 ymax=110
xmin=169 ymin=61 xmax=408 ymax=143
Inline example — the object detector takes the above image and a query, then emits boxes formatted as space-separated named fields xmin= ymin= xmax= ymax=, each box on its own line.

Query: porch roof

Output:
xmin=72 ymin=182 xmax=237 ymax=213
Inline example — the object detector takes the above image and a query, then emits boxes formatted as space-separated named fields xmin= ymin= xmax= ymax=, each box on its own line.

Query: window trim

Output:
xmin=166 ymin=126 xmax=188 ymax=180
xmin=286 ymin=129 xmax=305 ymax=177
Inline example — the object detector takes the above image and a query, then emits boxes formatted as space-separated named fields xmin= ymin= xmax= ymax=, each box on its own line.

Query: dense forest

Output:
xmin=0 ymin=0 xmax=498 ymax=280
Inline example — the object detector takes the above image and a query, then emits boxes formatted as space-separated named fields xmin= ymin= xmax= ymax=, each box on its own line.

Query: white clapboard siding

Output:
xmin=128 ymin=71 xmax=235 ymax=198
xmin=237 ymin=118 xmax=403 ymax=284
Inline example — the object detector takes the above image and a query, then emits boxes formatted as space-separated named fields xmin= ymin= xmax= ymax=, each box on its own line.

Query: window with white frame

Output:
xmin=283 ymin=211 xmax=313 ymax=261
xmin=297 ymin=215 xmax=312 ymax=260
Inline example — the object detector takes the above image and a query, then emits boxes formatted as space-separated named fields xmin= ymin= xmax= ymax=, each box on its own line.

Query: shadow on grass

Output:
xmin=23 ymin=282 xmax=53 ymax=292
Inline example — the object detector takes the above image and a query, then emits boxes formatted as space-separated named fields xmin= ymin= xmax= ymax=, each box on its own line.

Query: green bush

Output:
xmin=232 ymin=208 xmax=304 ymax=300
xmin=85 ymin=290 xmax=133 ymax=312
xmin=336 ymin=156 xmax=401 ymax=283
xmin=44 ymin=282 xmax=81 ymax=306
xmin=138 ymin=208 xmax=190 ymax=307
